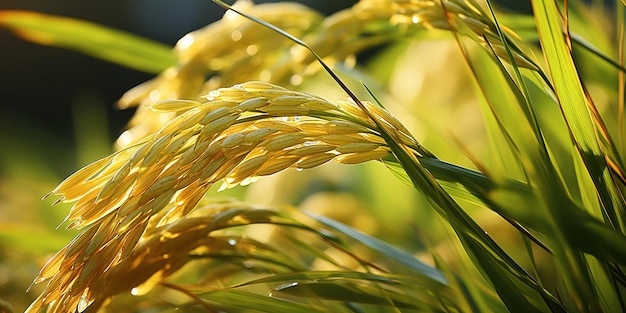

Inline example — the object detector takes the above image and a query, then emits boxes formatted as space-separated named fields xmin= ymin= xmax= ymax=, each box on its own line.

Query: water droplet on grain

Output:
xmin=207 ymin=90 xmax=221 ymax=101
xmin=274 ymin=282 xmax=298 ymax=291
xmin=228 ymin=239 xmax=237 ymax=246
xmin=77 ymin=289 xmax=94 ymax=313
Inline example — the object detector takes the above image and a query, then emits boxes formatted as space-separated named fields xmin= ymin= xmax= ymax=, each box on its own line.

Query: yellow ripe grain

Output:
xmin=119 ymin=222 xmax=149 ymax=259
xmin=296 ymin=121 xmax=329 ymax=135
xmin=128 ymin=142 xmax=152 ymax=167
xmin=319 ymin=134 xmax=364 ymax=146
xmin=326 ymin=120 xmax=372 ymax=134
xmin=202 ymin=115 xmax=239 ymax=135
xmin=263 ymin=133 xmax=308 ymax=151
xmin=255 ymin=155 xmax=300 ymax=176
xmin=188 ymin=151 xmax=219 ymax=177
xmin=260 ymin=105 xmax=310 ymax=116
xmin=205 ymin=88 xmax=248 ymax=101
xmin=459 ymin=15 xmax=488 ymax=34
xmin=357 ymin=133 xmax=386 ymax=144
xmin=337 ymin=100 xmax=370 ymax=121
xmin=199 ymin=107 xmax=234 ymax=126
xmin=296 ymin=153 xmax=337 ymax=169
xmin=205 ymin=100 xmax=240 ymax=109
xmin=142 ymin=189 xmax=177 ymax=216
xmin=58 ymin=175 xmax=109 ymax=204
xmin=65 ymin=226 xmax=99 ymax=262
xmin=181 ymin=184 xmax=210 ymax=216
xmin=336 ymin=142 xmax=380 ymax=154
xmin=33 ymin=246 xmax=68 ymax=284
xmin=71 ymin=244 xmax=114 ymax=297
xmin=179 ymin=140 xmax=211 ymax=166
xmin=365 ymin=102 xmax=411 ymax=134
xmin=221 ymin=133 xmax=247 ymax=149
xmin=151 ymin=99 xmax=201 ymax=112
xmin=302 ymin=100 xmax=339 ymax=112
xmin=237 ymin=97 xmax=269 ymax=111
xmin=289 ymin=144 xmax=337 ymax=156
xmin=397 ymin=130 xmax=418 ymax=146
xmin=240 ymin=81 xmax=285 ymax=91
xmin=222 ymin=143 xmax=255 ymax=159
xmin=253 ymin=120 xmax=300 ymax=132
xmin=83 ymin=221 xmax=117 ymax=257
xmin=228 ymin=155 xmax=269 ymax=182
xmin=65 ymin=186 xmax=105 ymax=225
xmin=208 ymin=154 xmax=247 ymax=183
xmin=141 ymin=134 xmax=174 ymax=168
xmin=444 ymin=1 xmax=469 ymax=15
xmin=52 ymin=156 xmax=117 ymax=198
xmin=96 ymin=163 xmax=131 ymax=202
xmin=335 ymin=147 xmax=389 ymax=164
xmin=162 ymin=131 xmax=198 ymax=156
xmin=118 ymin=202 xmax=143 ymax=231
xmin=78 ymin=193 xmax=131 ymax=229
xmin=269 ymin=95 xmax=307 ymax=106
xmin=199 ymin=156 xmax=227 ymax=180
xmin=141 ymin=176 xmax=178 ymax=202
xmin=244 ymin=128 xmax=280 ymax=143
xmin=131 ymin=161 xmax=169 ymax=197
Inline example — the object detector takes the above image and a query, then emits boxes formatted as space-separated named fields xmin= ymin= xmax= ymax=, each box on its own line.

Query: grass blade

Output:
xmin=0 ymin=10 xmax=176 ymax=73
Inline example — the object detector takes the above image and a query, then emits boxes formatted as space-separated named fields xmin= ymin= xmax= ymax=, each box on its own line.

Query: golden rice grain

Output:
xmin=263 ymin=133 xmax=308 ymax=151
xmin=335 ymin=147 xmax=390 ymax=164
xmin=151 ymin=99 xmax=201 ymax=112
xmin=255 ymin=155 xmax=301 ymax=176
xmin=296 ymin=153 xmax=338 ymax=169
xmin=336 ymin=142 xmax=380 ymax=154
xmin=31 ymin=80 xmax=426 ymax=313
xmin=289 ymin=143 xmax=337 ymax=156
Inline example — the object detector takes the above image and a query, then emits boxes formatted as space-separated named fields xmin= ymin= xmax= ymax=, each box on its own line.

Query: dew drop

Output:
xmin=77 ymin=288 xmax=94 ymax=313
xmin=303 ymin=140 xmax=320 ymax=147
xmin=296 ymin=168 xmax=304 ymax=172
xmin=274 ymin=282 xmax=298 ymax=291
xmin=207 ymin=90 xmax=221 ymax=101
xmin=228 ymin=239 xmax=237 ymax=246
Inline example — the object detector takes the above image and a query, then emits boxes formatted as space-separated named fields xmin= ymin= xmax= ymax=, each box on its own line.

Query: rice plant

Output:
xmin=1 ymin=0 xmax=625 ymax=312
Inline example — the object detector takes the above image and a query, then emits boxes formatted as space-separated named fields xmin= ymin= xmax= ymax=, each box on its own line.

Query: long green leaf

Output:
xmin=0 ymin=10 xmax=176 ymax=73
xmin=307 ymin=213 xmax=447 ymax=285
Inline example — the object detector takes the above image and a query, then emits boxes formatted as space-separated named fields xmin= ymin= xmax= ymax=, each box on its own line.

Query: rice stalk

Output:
xmin=27 ymin=81 xmax=430 ymax=313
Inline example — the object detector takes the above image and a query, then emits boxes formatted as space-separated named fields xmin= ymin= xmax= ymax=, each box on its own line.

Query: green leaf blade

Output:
xmin=0 ymin=10 xmax=176 ymax=73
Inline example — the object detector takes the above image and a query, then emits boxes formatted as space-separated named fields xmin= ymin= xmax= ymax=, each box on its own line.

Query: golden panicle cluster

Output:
xmin=26 ymin=200 xmax=308 ymax=313
xmin=116 ymin=1 xmax=323 ymax=148
xmin=27 ymin=81 xmax=421 ymax=313
xmin=354 ymin=0 xmax=538 ymax=70
xmin=114 ymin=0 xmax=534 ymax=150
